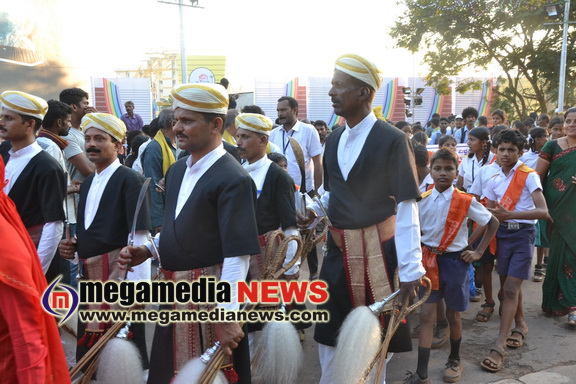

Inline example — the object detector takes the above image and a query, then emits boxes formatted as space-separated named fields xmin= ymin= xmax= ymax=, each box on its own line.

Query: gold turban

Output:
xmin=80 ymin=113 xmax=126 ymax=142
xmin=235 ymin=113 xmax=272 ymax=136
xmin=171 ymin=83 xmax=229 ymax=115
xmin=0 ymin=90 xmax=48 ymax=120
xmin=335 ymin=54 xmax=382 ymax=90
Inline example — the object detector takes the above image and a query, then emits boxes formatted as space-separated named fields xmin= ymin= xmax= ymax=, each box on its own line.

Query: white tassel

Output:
xmin=95 ymin=338 xmax=145 ymax=384
xmin=172 ymin=358 xmax=227 ymax=384
xmin=335 ymin=306 xmax=382 ymax=384
xmin=251 ymin=321 xmax=303 ymax=384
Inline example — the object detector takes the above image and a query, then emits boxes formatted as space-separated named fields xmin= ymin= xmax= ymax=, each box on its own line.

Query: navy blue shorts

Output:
xmin=496 ymin=225 xmax=536 ymax=280
xmin=420 ymin=250 xmax=470 ymax=312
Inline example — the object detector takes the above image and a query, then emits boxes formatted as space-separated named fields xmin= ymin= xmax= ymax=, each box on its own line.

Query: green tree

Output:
xmin=391 ymin=0 xmax=576 ymax=119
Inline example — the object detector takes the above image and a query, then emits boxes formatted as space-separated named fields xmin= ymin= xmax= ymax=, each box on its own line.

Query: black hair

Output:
xmin=523 ymin=117 xmax=535 ymax=127
xmin=142 ymin=124 xmax=151 ymax=136
xmin=314 ymin=120 xmax=328 ymax=128
xmin=548 ymin=116 xmax=563 ymax=129
xmin=492 ymin=109 xmax=506 ymax=123
xmin=491 ymin=125 xmax=508 ymax=140
xmin=59 ymin=88 xmax=89 ymax=107
xmin=18 ymin=114 xmax=42 ymax=131
xmin=440 ymin=117 xmax=449 ymax=123
xmin=468 ymin=127 xmax=491 ymax=165
xmin=529 ymin=112 xmax=538 ymax=120
xmin=537 ymin=113 xmax=549 ymax=124
xmin=514 ymin=120 xmax=529 ymax=137
xmin=477 ymin=116 xmax=488 ymax=126
xmin=395 ymin=121 xmax=411 ymax=130
xmin=430 ymin=117 xmax=440 ymax=127
xmin=438 ymin=134 xmax=456 ymax=147
xmin=131 ymin=135 xmax=148 ymax=155
xmin=224 ymin=109 xmax=239 ymax=130
xmin=148 ymin=118 xmax=160 ymax=138
xmin=411 ymin=131 xmax=429 ymax=146
xmin=126 ymin=130 xmax=143 ymax=151
xmin=431 ymin=113 xmax=440 ymax=118
xmin=430 ymin=148 xmax=459 ymax=168
xmin=528 ymin=127 xmax=547 ymax=153
xmin=277 ymin=96 xmax=298 ymax=109
xmin=495 ymin=129 xmax=525 ymax=152
xmin=413 ymin=144 xmax=429 ymax=167
xmin=462 ymin=107 xmax=479 ymax=119
xmin=241 ymin=105 xmax=265 ymax=115
xmin=412 ymin=123 xmax=424 ymax=133
xmin=124 ymin=100 xmax=135 ymax=107
xmin=42 ymin=99 xmax=72 ymax=129
xmin=219 ymin=78 xmax=229 ymax=88
xmin=563 ymin=107 xmax=576 ymax=119
xmin=268 ymin=152 xmax=287 ymax=165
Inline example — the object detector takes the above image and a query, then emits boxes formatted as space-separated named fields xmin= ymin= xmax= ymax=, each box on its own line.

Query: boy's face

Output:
xmin=441 ymin=140 xmax=457 ymax=151
xmin=430 ymin=158 xmax=458 ymax=191
xmin=496 ymin=142 xmax=520 ymax=168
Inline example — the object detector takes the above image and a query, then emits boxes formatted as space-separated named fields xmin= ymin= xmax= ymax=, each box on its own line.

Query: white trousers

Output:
xmin=318 ymin=343 xmax=392 ymax=384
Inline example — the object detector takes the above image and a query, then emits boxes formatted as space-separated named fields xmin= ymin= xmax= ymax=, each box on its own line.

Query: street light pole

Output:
xmin=557 ymin=0 xmax=571 ymax=112
xmin=179 ymin=0 xmax=187 ymax=84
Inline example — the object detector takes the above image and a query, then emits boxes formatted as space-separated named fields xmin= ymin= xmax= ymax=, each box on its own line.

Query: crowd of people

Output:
xmin=0 ymin=52 xmax=574 ymax=384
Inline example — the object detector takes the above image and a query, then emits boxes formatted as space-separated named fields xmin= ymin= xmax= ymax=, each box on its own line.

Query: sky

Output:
xmin=4 ymin=0 xmax=499 ymax=92
xmin=60 ymin=0 xmax=425 ymax=87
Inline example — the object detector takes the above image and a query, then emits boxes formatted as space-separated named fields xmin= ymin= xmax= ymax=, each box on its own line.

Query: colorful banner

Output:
xmin=381 ymin=78 xmax=399 ymax=120
xmin=478 ymin=79 xmax=494 ymax=117
xmin=285 ymin=78 xmax=299 ymax=98
xmin=102 ymin=78 xmax=123 ymax=118
xmin=328 ymin=111 xmax=345 ymax=128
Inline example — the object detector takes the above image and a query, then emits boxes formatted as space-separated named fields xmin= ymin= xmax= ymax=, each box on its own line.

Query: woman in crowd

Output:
xmin=536 ymin=108 xmax=576 ymax=327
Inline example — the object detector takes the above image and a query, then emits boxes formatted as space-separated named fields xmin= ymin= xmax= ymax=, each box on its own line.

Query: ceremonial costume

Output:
xmin=147 ymin=84 xmax=260 ymax=384
xmin=309 ymin=55 xmax=425 ymax=384
xmin=0 ymin=158 xmax=70 ymax=384
xmin=0 ymin=91 xmax=66 ymax=273
xmin=74 ymin=113 xmax=151 ymax=365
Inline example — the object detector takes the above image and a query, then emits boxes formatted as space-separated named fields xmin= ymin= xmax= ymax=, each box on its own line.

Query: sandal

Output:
xmin=568 ymin=313 xmax=576 ymax=327
xmin=476 ymin=301 xmax=495 ymax=322
xmin=480 ymin=346 xmax=506 ymax=372
xmin=506 ymin=328 xmax=527 ymax=348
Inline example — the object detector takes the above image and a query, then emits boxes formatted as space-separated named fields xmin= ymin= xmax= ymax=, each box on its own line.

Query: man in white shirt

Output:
xmin=0 ymin=91 xmax=66 ymax=275
xmin=300 ymin=54 xmax=425 ymax=384
xmin=118 ymin=83 xmax=259 ymax=384
xmin=269 ymin=96 xmax=323 ymax=195
xmin=454 ymin=107 xmax=478 ymax=144
xmin=58 ymin=112 xmax=152 ymax=366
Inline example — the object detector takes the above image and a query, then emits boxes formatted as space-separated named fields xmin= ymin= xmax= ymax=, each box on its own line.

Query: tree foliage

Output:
xmin=391 ymin=0 xmax=576 ymax=119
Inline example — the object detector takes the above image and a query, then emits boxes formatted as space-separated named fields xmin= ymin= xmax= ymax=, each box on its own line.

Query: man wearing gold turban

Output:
xmin=58 ymin=112 xmax=152 ymax=367
xmin=300 ymin=54 xmax=426 ymax=383
xmin=0 ymin=90 xmax=67 ymax=276
xmin=119 ymin=83 xmax=260 ymax=384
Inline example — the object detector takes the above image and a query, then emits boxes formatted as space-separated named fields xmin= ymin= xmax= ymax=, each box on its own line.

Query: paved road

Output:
xmin=296 ymin=245 xmax=576 ymax=384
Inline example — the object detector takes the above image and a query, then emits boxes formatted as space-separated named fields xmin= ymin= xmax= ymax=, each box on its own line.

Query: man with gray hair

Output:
xmin=141 ymin=108 xmax=176 ymax=233
xmin=223 ymin=108 xmax=239 ymax=145
xmin=120 ymin=100 xmax=144 ymax=132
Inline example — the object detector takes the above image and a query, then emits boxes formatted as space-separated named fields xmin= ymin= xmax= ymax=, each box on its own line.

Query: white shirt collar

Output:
xmin=281 ymin=120 xmax=301 ymax=133
xmin=8 ymin=141 xmax=42 ymax=157
xmin=432 ymin=185 xmax=454 ymax=201
xmin=94 ymin=158 xmax=122 ymax=179
xmin=497 ymin=160 xmax=523 ymax=176
xmin=345 ymin=112 xmax=377 ymax=134
xmin=186 ymin=144 xmax=226 ymax=169
xmin=243 ymin=155 xmax=271 ymax=173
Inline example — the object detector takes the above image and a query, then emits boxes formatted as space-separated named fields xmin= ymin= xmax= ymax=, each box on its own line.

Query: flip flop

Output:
xmin=476 ymin=301 xmax=495 ymax=322
xmin=506 ymin=328 xmax=527 ymax=348
xmin=480 ymin=347 xmax=506 ymax=372
xmin=568 ymin=313 xmax=576 ymax=327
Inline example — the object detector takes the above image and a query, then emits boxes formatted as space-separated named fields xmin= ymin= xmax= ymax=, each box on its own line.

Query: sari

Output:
xmin=539 ymin=141 xmax=576 ymax=316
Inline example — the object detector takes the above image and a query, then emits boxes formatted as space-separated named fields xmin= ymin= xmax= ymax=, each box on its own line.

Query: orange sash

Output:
xmin=499 ymin=164 xmax=534 ymax=212
xmin=423 ymin=190 xmax=473 ymax=290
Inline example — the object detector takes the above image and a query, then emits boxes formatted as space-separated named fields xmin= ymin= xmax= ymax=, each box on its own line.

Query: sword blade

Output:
xmin=129 ymin=177 xmax=151 ymax=246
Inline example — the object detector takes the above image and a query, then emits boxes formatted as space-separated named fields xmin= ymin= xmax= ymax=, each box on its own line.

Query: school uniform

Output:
xmin=458 ymin=152 xmax=495 ymax=191
xmin=485 ymin=161 xmax=542 ymax=280
xmin=419 ymin=186 xmax=492 ymax=311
